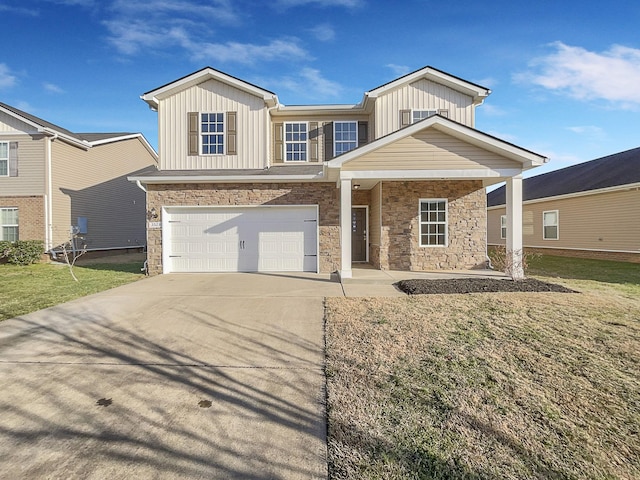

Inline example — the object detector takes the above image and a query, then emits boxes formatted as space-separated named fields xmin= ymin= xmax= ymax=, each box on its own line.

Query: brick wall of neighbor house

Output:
xmin=377 ymin=180 xmax=487 ymax=270
xmin=0 ymin=196 xmax=45 ymax=241
xmin=145 ymin=183 xmax=340 ymax=275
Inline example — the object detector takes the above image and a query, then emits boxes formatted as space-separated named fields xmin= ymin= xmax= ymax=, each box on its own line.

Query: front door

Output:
xmin=351 ymin=207 xmax=367 ymax=262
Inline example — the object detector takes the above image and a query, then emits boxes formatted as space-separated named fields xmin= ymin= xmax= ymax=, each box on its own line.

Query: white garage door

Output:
xmin=164 ymin=206 xmax=318 ymax=273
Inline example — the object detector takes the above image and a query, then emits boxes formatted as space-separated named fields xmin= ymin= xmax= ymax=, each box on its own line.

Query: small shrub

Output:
xmin=489 ymin=245 xmax=539 ymax=274
xmin=1 ymin=240 xmax=45 ymax=266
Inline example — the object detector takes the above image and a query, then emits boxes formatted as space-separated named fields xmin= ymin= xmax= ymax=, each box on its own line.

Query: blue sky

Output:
xmin=1 ymin=0 xmax=639 ymax=177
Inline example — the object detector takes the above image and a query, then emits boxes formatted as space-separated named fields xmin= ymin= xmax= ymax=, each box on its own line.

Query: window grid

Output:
xmin=500 ymin=215 xmax=507 ymax=239
xmin=0 ymin=142 xmax=8 ymax=176
xmin=285 ymin=122 xmax=307 ymax=162
xmin=543 ymin=210 xmax=559 ymax=240
xmin=334 ymin=121 xmax=357 ymax=156
xmin=0 ymin=207 xmax=18 ymax=241
xmin=201 ymin=113 xmax=224 ymax=155
xmin=419 ymin=199 xmax=447 ymax=246
xmin=412 ymin=110 xmax=437 ymax=123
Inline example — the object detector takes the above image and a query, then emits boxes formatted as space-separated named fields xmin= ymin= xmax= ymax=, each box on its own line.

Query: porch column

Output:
xmin=505 ymin=175 xmax=524 ymax=280
xmin=339 ymin=178 xmax=352 ymax=279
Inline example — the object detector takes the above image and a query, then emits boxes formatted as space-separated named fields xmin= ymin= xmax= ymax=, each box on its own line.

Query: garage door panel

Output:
xmin=166 ymin=206 xmax=317 ymax=273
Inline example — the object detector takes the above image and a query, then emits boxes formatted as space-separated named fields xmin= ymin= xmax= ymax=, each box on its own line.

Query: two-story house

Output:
xmin=0 ymin=102 xmax=158 ymax=255
xmin=131 ymin=66 xmax=546 ymax=279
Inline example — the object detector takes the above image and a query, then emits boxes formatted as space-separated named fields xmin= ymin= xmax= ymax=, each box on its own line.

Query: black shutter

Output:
xmin=358 ymin=121 xmax=368 ymax=147
xmin=323 ymin=122 xmax=334 ymax=160
xmin=188 ymin=112 xmax=199 ymax=156
xmin=9 ymin=141 xmax=18 ymax=177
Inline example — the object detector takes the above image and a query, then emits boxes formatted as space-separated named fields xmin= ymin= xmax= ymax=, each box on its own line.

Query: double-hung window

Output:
xmin=419 ymin=199 xmax=447 ymax=246
xmin=412 ymin=110 xmax=437 ymax=123
xmin=285 ymin=122 xmax=307 ymax=162
xmin=500 ymin=215 xmax=507 ymax=239
xmin=334 ymin=121 xmax=357 ymax=156
xmin=201 ymin=113 xmax=224 ymax=155
xmin=543 ymin=210 xmax=559 ymax=240
xmin=0 ymin=142 xmax=8 ymax=176
xmin=0 ymin=207 xmax=18 ymax=241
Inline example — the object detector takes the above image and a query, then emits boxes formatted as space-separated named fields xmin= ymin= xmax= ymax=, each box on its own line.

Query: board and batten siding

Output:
xmin=374 ymin=79 xmax=475 ymax=138
xmin=342 ymin=130 xmax=520 ymax=172
xmin=487 ymin=188 xmax=640 ymax=253
xmin=0 ymin=133 xmax=46 ymax=196
xmin=157 ymin=79 xmax=268 ymax=170
xmin=50 ymin=138 xmax=154 ymax=250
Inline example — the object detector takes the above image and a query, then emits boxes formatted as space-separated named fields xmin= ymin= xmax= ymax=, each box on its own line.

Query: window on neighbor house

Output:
xmin=0 ymin=142 xmax=8 ymax=176
xmin=285 ymin=122 xmax=307 ymax=161
xmin=543 ymin=210 xmax=559 ymax=240
xmin=500 ymin=215 xmax=507 ymax=239
xmin=0 ymin=207 xmax=18 ymax=241
xmin=412 ymin=110 xmax=437 ymax=123
xmin=419 ymin=199 xmax=447 ymax=246
xmin=201 ymin=113 xmax=224 ymax=155
xmin=334 ymin=121 xmax=358 ymax=156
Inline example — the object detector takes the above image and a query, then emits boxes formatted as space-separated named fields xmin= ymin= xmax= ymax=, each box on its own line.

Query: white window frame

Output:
xmin=500 ymin=215 xmax=507 ymax=239
xmin=284 ymin=122 xmax=308 ymax=162
xmin=543 ymin=210 xmax=559 ymax=240
xmin=334 ymin=121 xmax=358 ymax=156
xmin=0 ymin=207 xmax=18 ymax=241
xmin=419 ymin=199 xmax=448 ymax=247
xmin=201 ymin=113 xmax=224 ymax=155
xmin=412 ymin=110 xmax=437 ymax=123
xmin=0 ymin=141 xmax=8 ymax=177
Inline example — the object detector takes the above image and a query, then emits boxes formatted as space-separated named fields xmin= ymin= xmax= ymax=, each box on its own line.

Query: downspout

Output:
xmin=45 ymin=133 xmax=58 ymax=255
xmin=135 ymin=180 xmax=147 ymax=193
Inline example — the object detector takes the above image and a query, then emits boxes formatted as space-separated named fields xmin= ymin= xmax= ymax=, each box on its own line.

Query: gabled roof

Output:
xmin=0 ymin=101 xmax=82 ymax=144
xmin=326 ymin=115 xmax=547 ymax=170
xmin=487 ymin=146 xmax=640 ymax=206
xmin=141 ymin=67 xmax=280 ymax=110
xmin=365 ymin=66 xmax=491 ymax=106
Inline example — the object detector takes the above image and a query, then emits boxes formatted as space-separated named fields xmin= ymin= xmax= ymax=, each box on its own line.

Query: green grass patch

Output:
xmin=0 ymin=262 xmax=144 ymax=321
xmin=527 ymin=254 xmax=640 ymax=285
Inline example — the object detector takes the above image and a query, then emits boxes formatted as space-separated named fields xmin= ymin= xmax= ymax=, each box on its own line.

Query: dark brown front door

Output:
xmin=351 ymin=207 xmax=367 ymax=262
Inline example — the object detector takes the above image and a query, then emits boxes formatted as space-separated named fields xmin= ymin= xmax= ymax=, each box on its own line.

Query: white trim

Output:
xmin=128 ymin=173 xmax=325 ymax=184
xmin=0 ymin=141 xmax=8 ymax=177
xmin=89 ymin=133 xmax=158 ymax=160
xmin=340 ymin=168 xmax=523 ymax=180
xmin=488 ymin=181 xmax=640 ymax=209
xmin=542 ymin=210 xmax=559 ymax=240
xmin=352 ymin=205 xmax=369 ymax=263
xmin=487 ymin=244 xmax=640 ymax=254
xmin=340 ymin=178 xmax=352 ymax=279
xmin=419 ymin=198 xmax=448 ymax=247
xmin=0 ymin=207 xmax=19 ymax=241
xmin=500 ymin=214 xmax=507 ymax=239
xmin=333 ymin=120 xmax=359 ymax=157
xmin=411 ymin=109 xmax=437 ymax=123
xmin=283 ymin=121 xmax=309 ymax=162
xmin=200 ymin=112 xmax=225 ymax=156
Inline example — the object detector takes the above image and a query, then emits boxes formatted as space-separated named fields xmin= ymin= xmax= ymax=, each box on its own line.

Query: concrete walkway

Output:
xmin=0 ymin=273 xmax=340 ymax=479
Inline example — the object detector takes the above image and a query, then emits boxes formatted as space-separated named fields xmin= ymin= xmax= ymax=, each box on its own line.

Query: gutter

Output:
xmin=127 ymin=173 xmax=325 ymax=184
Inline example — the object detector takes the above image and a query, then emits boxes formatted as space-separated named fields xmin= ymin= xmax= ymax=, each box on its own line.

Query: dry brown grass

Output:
xmin=325 ymin=279 xmax=640 ymax=479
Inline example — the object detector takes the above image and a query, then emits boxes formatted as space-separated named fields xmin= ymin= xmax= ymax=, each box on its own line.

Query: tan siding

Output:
xmin=271 ymin=113 xmax=371 ymax=165
xmin=51 ymin=138 xmax=156 ymax=250
xmin=343 ymin=130 xmax=520 ymax=171
xmin=0 ymin=112 xmax=37 ymax=133
xmin=0 ymin=134 xmax=45 ymax=196
xmin=487 ymin=189 xmax=640 ymax=252
xmin=158 ymin=79 xmax=267 ymax=170
xmin=374 ymin=79 xmax=474 ymax=138
xmin=487 ymin=207 xmax=506 ymax=245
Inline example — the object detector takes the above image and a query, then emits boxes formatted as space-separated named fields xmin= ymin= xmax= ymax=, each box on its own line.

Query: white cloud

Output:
xmin=274 ymin=0 xmax=362 ymax=7
xmin=386 ymin=64 xmax=411 ymax=77
xmin=478 ymin=104 xmax=507 ymax=117
xmin=275 ymin=68 xmax=343 ymax=101
xmin=43 ymin=82 xmax=65 ymax=94
xmin=520 ymin=42 xmax=640 ymax=109
xmin=110 ymin=0 xmax=237 ymax=24
xmin=566 ymin=125 xmax=605 ymax=138
xmin=189 ymin=37 xmax=307 ymax=65
xmin=0 ymin=64 xmax=17 ymax=89
xmin=0 ymin=4 xmax=39 ymax=16
xmin=309 ymin=24 xmax=335 ymax=42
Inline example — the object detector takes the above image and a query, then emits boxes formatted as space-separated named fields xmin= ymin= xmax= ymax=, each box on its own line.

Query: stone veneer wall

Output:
xmin=0 ymin=196 xmax=45 ymax=242
xmin=145 ymin=183 xmax=340 ymax=275
xmin=380 ymin=180 xmax=487 ymax=270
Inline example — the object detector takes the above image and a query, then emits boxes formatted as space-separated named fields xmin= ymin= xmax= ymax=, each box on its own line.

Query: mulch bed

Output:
xmin=395 ymin=278 xmax=578 ymax=295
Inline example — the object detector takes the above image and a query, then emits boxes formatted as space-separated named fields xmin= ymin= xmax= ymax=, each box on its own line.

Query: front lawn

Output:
xmin=326 ymin=256 xmax=640 ymax=479
xmin=0 ymin=262 xmax=145 ymax=321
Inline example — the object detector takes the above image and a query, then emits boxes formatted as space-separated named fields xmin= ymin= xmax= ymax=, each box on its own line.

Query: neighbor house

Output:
xmin=130 ymin=66 xmax=547 ymax=279
xmin=487 ymin=147 xmax=640 ymax=263
xmin=0 ymin=102 xmax=158 ymax=254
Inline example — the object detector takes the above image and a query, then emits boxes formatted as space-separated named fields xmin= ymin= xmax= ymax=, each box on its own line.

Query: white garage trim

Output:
xmin=162 ymin=205 xmax=319 ymax=274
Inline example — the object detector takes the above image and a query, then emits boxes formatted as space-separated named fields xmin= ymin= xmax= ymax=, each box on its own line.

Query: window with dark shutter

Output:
xmin=273 ymin=122 xmax=284 ymax=163
xmin=323 ymin=122 xmax=334 ymax=161
xmin=358 ymin=121 xmax=368 ymax=147
xmin=309 ymin=121 xmax=319 ymax=162
xmin=188 ymin=112 xmax=199 ymax=156
xmin=226 ymin=111 xmax=237 ymax=155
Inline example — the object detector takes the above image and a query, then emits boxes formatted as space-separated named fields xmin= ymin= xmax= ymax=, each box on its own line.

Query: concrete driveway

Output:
xmin=0 ymin=273 xmax=344 ymax=479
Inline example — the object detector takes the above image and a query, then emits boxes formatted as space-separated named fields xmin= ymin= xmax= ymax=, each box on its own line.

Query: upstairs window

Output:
xmin=334 ymin=121 xmax=358 ymax=156
xmin=500 ymin=215 xmax=507 ymax=239
xmin=201 ymin=113 xmax=224 ymax=155
xmin=412 ymin=110 xmax=437 ymax=123
xmin=0 ymin=142 xmax=8 ymax=176
xmin=419 ymin=199 xmax=447 ymax=246
xmin=543 ymin=210 xmax=559 ymax=240
xmin=285 ymin=122 xmax=307 ymax=162
xmin=0 ymin=207 xmax=18 ymax=241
